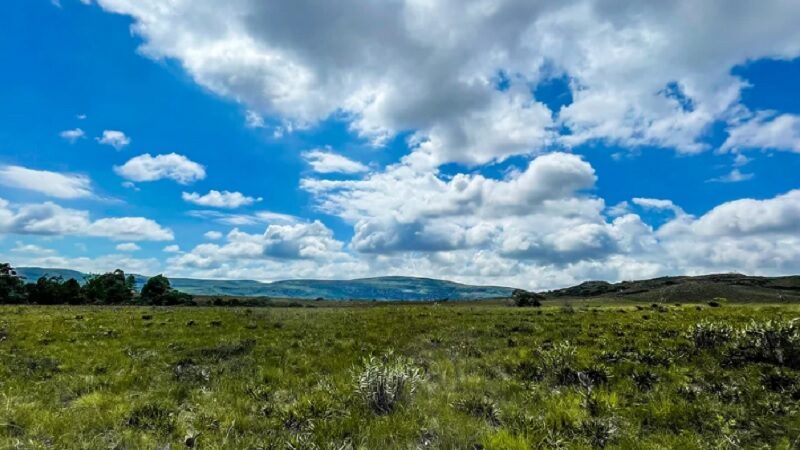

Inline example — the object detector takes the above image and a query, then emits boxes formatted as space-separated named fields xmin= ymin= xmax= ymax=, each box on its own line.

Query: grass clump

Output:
xmin=688 ymin=320 xmax=735 ymax=349
xmin=355 ymin=352 xmax=421 ymax=415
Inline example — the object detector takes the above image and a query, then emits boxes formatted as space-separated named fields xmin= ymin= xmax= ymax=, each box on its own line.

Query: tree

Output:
xmin=512 ymin=289 xmax=543 ymax=307
xmin=140 ymin=274 xmax=193 ymax=306
xmin=141 ymin=275 xmax=170 ymax=303
xmin=63 ymin=278 xmax=84 ymax=305
xmin=0 ymin=263 xmax=26 ymax=304
xmin=82 ymin=269 xmax=133 ymax=304
xmin=26 ymin=276 xmax=65 ymax=305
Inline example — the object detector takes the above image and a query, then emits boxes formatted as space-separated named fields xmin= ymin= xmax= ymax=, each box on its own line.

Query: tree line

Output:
xmin=0 ymin=263 xmax=193 ymax=306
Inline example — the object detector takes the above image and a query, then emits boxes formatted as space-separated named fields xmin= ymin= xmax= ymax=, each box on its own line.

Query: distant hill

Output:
xmin=544 ymin=273 xmax=800 ymax=303
xmin=14 ymin=267 xmax=513 ymax=301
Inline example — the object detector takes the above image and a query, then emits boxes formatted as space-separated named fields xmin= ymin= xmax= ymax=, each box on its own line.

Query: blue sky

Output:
xmin=1 ymin=0 xmax=799 ymax=289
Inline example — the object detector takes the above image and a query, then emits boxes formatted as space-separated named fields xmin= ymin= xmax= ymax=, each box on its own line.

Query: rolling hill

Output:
xmin=544 ymin=273 xmax=800 ymax=302
xmin=14 ymin=267 xmax=514 ymax=301
xmin=14 ymin=267 xmax=800 ymax=302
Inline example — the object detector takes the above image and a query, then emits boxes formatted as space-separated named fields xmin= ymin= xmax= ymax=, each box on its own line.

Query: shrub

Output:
xmin=512 ymin=289 xmax=543 ymax=307
xmin=355 ymin=352 xmax=421 ymax=415
xmin=688 ymin=320 xmax=735 ymax=349
xmin=734 ymin=319 xmax=800 ymax=368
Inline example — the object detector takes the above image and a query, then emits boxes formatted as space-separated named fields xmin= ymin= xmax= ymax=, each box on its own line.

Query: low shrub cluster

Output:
xmin=690 ymin=318 xmax=800 ymax=371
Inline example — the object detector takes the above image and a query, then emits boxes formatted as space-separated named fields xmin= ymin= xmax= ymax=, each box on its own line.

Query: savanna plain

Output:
xmin=1 ymin=301 xmax=799 ymax=449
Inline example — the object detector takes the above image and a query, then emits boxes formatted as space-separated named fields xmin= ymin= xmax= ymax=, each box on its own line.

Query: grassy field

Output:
xmin=1 ymin=302 xmax=799 ymax=449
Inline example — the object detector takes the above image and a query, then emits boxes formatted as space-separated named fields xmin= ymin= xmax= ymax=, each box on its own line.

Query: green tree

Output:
xmin=141 ymin=274 xmax=170 ymax=303
xmin=63 ymin=278 xmax=84 ymax=304
xmin=26 ymin=276 xmax=65 ymax=305
xmin=0 ymin=263 xmax=27 ymax=304
xmin=140 ymin=274 xmax=193 ymax=306
xmin=82 ymin=269 xmax=133 ymax=304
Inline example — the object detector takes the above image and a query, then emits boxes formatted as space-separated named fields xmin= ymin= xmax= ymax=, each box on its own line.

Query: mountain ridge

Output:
xmin=13 ymin=267 xmax=514 ymax=300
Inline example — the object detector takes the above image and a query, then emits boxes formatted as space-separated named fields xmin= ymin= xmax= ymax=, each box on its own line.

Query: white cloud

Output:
xmin=115 ymin=242 xmax=141 ymax=252
xmin=721 ymin=112 xmax=800 ymax=153
xmin=0 ymin=198 xmax=173 ymax=241
xmin=163 ymin=244 xmax=181 ymax=253
xmin=96 ymin=130 xmax=131 ymax=150
xmin=114 ymin=153 xmax=206 ymax=184
xmin=690 ymin=190 xmax=800 ymax=237
xmin=0 ymin=165 xmax=92 ymax=199
xmin=707 ymin=168 xmax=754 ymax=183
xmin=88 ymin=217 xmax=174 ymax=241
xmin=59 ymin=128 xmax=85 ymax=143
xmin=204 ymin=231 xmax=223 ymax=240
xmin=182 ymin=190 xmax=262 ymax=208
xmin=203 ymin=231 xmax=223 ymax=241
xmin=91 ymin=0 xmax=800 ymax=164
xmin=631 ymin=197 xmax=685 ymax=216
xmin=11 ymin=242 xmax=56 ymax=256
xmin=303 ymin=149 xmax=368 ymax=174
xmin=169 ymin=221 xmax=344 ymax=273
xmin=245 ymin=110 xmax=265 ymax=128
xmin=186 ymin=209 xmax=298 ymax=226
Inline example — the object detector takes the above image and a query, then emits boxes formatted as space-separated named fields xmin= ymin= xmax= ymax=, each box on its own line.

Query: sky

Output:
xmin=1 ymin=0 xmax=799 ymax=290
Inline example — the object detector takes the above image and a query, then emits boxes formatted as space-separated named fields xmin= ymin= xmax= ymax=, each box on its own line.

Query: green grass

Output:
xmin=0 ymin=302 xmax=799 ymax=449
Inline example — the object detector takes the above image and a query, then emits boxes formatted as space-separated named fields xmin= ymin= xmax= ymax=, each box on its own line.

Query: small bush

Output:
xmin=734 ymin=319 xmax=800 ymax=368
xmin=355 ymin=352 xmax=421 ymax=415
xmin=689 ymin=320 xmax=735 ymax=349
xmin=512 ymin=289 xmax=543 ymax=307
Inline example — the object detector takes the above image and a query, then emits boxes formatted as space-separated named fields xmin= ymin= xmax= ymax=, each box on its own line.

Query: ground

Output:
xmin=1 ymin=301 xmax=799 ymax=449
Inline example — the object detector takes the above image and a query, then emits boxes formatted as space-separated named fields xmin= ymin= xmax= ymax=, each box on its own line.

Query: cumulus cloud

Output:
xmin=115 ymin=242 xmax=141 ymax=252
xmin=163 ymin=244 xmax=181 ymax=253
xmin=114 ymin=153 xmax=206 ymax=184
xmin=182 ymin=190 xmax=262 ymax=208
xmin=96 ymin=130 xmax=131 ymax=150
xmin=204 ymin=231 xmax=223 ymax=240
xmin=90 ymin=0 xmax=800 ymax=164
xmin=303 ymin=149 xmax=368 ymax=174
xmin=721 ymin=112 xmax=800 ymax=153
xmin=0 ymin=165 xmax=92 ymax=199
xmin=631 ymin=197 xmax=685 ymax=216
xmin=0 ymin=198 xmax=173 ymax=241
xmin=59 ymin=128 xmax=85 ymax=143
xmin=89 ymin=217 xmax=174 ymax=241
xmin=169 ymin=221 xmax=344 ymax=273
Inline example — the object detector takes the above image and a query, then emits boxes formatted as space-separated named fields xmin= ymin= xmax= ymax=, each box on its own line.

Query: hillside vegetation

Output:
xmin=15 ymin=268 xmax=513 ymax=301
xmin=545 ymin=273 xmax=800 ymax=303
xmin=1 ymin=303 xmax=799 ymax=448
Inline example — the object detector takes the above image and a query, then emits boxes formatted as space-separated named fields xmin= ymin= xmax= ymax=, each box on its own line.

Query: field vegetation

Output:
xmin=1 ymin=299 xmax=799 ymax=449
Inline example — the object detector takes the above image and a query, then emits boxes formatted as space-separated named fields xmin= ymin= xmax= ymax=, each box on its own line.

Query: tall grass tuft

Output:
xmin=355 ymin=351 xmax=421 ymax=415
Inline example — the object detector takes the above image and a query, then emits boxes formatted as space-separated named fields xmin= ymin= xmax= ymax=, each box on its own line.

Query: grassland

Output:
xmin=1 ymin=301 xmax=799 ymax=449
